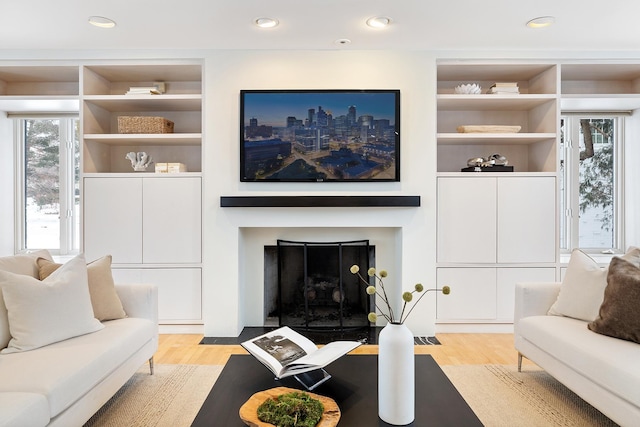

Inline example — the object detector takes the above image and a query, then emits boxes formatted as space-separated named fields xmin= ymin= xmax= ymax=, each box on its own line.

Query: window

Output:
xmin=560 ymin=115 xmax=624 ymax=253
xmin=15 ymin=117 xmax=80 ymax=255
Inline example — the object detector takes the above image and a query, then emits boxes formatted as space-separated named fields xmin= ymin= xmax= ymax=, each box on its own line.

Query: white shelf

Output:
xmin=561 ymin=94 xmax=640 ymax=111
xmin=437 ymin=62 xmax=558 ymax=83
xmin=83 ymin=94 xmax=201 ymax=111
xmin=84 ymin=133 xmax=201 ymax=146
xmin=83 ymin=172 xmax=202 ymax=178
xmin=437 ymin=171 xmax=557 ymax=178
xmin=0 ymin=96 xmax=79 ymax=113
xmin=437 ymin=133 xmax=556 ymax=145
xmin=437 ymin=94 xmax=556 ymax=111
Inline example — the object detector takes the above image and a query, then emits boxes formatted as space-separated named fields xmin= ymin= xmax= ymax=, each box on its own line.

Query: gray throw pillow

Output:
xmin=588 ymin=257 xmax=640 ymax=344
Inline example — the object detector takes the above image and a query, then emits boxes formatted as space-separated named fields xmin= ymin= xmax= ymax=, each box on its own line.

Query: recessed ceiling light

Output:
xmin=88 ymin=16 xmax=116 ymax=29
xmin=255 ymin=17 xmax=279 ymax=28
xmin=366 ymin=16 xmax=391 ymax=28
xmin=526 ymin=16 xmax=555 ymax=29
xmin=335 ymin=38 xmax=352 ymax=45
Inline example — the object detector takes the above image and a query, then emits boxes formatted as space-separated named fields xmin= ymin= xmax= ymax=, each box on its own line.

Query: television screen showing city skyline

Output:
xmin=240 ymin=89 xmax=400 ymax=182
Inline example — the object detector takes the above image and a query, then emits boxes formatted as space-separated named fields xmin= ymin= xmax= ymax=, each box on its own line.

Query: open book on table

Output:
xmin=241 ymin=326 xmax=362 ymax=380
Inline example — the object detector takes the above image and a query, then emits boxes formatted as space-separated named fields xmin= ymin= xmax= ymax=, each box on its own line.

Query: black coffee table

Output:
xmin=191 ymin=354 xmax=482 ymax=427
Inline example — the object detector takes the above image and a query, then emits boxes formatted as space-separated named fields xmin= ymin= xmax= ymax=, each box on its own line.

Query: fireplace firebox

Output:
xmin=271 ymin=239 xmax=374 ymax=332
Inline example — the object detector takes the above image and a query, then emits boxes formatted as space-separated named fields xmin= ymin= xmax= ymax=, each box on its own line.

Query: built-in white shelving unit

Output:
xmin=435 ymin=61 xmax=560 ymax=329
xmin=79 ymin=61 xmax=204 ymax=325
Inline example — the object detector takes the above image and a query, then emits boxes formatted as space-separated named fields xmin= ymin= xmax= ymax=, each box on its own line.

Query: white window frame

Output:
xmin=560 ymin=114 xmax=625 ymax=255
xmin=13 ymin=115 xmax=79 ymax=256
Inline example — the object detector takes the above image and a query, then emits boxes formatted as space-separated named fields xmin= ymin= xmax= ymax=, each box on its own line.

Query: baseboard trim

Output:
xmin=435 ymin=323 xmax=514 ymax=334
xmin=159 ymin=324 xmax=204 ymax=334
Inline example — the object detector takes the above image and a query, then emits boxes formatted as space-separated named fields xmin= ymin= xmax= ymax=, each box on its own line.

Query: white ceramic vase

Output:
xmin=378 ymin=322 xmax=415 ymax=425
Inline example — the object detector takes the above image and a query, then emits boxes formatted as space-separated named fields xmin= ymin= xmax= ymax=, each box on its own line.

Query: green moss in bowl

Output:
xmin=257 ymin=391 xmax=324 ymax=427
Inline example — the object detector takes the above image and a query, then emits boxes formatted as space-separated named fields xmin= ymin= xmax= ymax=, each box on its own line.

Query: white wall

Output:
xmin=203 ymin=50 xmax=439 ymax=336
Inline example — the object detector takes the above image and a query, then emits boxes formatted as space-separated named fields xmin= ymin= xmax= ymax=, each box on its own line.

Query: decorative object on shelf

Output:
xmin=350 ymin=265 xmax=450 ymax=425
xmin=168 ymin=162 xmax=187 ymax=173
xmin=125 ymin=81 xmax=166 ymax=95
xmin=453 ymin=83 xmax=482 ymax=94
xmin=466 ymin=153 xmax=508 ymax=167
xmin=126 ymin=151 xmax=153 ymax=171
xmin=125 ymin=86 xmax=161 ymax=95
xmin=464 ymin=153 xmax=513 ymax=172
xmin=239 ymin=386 xmax=340 ymax=427
xmin=155 ymin=163 xmax=187 ymax=173
xmin=489 ymin=153 xmax=508 ymax=166
xmin=456 ymin=125 xmax=521 ymax=133
xmin=117 ymin=116 xmax=174 ymax=134
xmin=466 ymin=157 xmax=486 ymax=167
xmin=461 ymin=165 xmax=515 ymax=172
xmin=487 ymin=82 xmax=520 ymax=94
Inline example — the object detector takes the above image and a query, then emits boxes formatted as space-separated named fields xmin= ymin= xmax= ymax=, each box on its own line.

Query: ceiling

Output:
xmin=1 ymin=0 xmax=640 ymax=51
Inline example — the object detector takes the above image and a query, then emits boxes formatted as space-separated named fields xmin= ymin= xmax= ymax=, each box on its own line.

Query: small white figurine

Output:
xmin=126 ymin=151 xmax=153 ymax=171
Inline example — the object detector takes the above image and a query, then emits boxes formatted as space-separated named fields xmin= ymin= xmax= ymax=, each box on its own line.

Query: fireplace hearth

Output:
xmin=266 ymin=239 xmax=374 ymax=333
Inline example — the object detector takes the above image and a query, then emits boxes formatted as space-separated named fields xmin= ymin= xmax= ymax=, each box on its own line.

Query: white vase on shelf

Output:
xmin=378 ymin=322 xmax=415 ymax=425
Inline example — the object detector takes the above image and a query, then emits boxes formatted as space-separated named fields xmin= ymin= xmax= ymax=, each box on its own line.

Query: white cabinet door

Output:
xmin=111 ymin=268 xmax=202 ymax=322
xmin=437 ymin=178 xmax=497 ymax=263
xmin=143 ymin=177 xmax=201 ymax=264
xmin=497 ymin=177 xmax=556 ymax=263
xmin=436 ymin=268 xmax=497 ymax=320
xmin=496 ymin=267 xmax=556 ymax=321
xmin=83 ymin=178 xmax=143 ymax=264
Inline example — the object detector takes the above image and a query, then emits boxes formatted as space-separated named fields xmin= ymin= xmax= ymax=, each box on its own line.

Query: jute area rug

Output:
xmin=84 ymin=363 xmax=618 ymax=427
xmin=84 ymin=364 xmax=223 ymax=427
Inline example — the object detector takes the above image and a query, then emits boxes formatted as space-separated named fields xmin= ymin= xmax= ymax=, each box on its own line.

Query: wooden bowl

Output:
xmin=239 ymin=386 xmax=340 ymax=427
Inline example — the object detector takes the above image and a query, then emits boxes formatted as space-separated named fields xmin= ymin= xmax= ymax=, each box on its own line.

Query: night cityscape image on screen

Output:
xmin=241 ymin=90 xmax=399 ymax=181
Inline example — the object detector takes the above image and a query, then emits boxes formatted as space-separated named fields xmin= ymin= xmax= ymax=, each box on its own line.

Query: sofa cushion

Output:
xmin=518 ymin=315 xmax=640 ymax=408
xmin=37 ymin=255 xmax=127 ymax=321
xmin=0 ymin=255 xmax=103 ymax=354
xmin=0 ymin=250 xmax=53 ymax=350
xmin=0 ymin=317 xmax=155 ymax=417
xmin=548 ymin=247 xmax=640 ymax=322
xmin=588 ymin=257 xmax=640 ymax=344
xmin=0 ymin=392 xmax=50 ymax=427
xmin=0 ymin=250 xmax=53 ymax=277
xmin=548 ymin=249 xmax=607 ymax=321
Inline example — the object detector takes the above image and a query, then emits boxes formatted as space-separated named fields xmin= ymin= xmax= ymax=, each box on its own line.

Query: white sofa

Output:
xmin=514 ymin=281 xmax=640 ymax=427
xmin=0 ymin=252 xmax=158 ymax=427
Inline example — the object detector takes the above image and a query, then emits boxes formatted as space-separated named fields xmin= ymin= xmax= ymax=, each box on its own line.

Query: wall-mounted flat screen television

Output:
xmin=240 ymin=89 xmax=400 ymax=182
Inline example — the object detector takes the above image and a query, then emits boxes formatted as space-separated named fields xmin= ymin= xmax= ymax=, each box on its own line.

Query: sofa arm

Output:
xmin=115 ymin=283 xmax=158 ymax=325
xmin=514 ymin=282 xmax=561 ymax=326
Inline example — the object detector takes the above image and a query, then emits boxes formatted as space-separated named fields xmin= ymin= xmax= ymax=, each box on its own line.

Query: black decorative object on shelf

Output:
xmin=461 ymin=165 xmax=514 ymax=172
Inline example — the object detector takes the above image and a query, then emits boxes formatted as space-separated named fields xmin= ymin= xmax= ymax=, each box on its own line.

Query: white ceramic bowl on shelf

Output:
xmin=454 ymin=83 xmax=482 ymax=94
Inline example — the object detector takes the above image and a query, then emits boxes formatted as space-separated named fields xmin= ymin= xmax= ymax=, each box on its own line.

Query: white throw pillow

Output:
xmin=548 ymin=249 xmax=607 ymax=321
xmin=548 ymin=247 xmax=640 ymax=322
xmin=0 ymin=250 xmax=54 ymax=350
xmin=0 ymin=254 xmax=104 ymax=354
xmin=37 ymin=255 xmax=126 ymax=321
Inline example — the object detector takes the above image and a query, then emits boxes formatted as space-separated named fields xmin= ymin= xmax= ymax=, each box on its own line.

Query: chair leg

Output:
xmin=149 ymin=357 xmax=155 ymax=375
xmin=517 ymin=353 xmax=523 ymax=372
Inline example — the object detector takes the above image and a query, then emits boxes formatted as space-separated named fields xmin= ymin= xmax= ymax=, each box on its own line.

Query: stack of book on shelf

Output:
xmin=487 ymin=82 xmax=519 ymax=94
xmin=125 ymin=86 xmax=162 ymax=95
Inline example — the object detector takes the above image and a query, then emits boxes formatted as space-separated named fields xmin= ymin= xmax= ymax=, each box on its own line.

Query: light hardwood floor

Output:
xmin=155 ymin=333 xmax=533 ymax=367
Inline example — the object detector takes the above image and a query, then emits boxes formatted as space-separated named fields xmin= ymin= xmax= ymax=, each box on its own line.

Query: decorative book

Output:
xmin=241 ymin=326 xmax=361 ymax=380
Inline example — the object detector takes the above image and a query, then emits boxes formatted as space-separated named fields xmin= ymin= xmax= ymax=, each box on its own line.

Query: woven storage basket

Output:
xmin=118 ymin=116 xmax=174 ymax=134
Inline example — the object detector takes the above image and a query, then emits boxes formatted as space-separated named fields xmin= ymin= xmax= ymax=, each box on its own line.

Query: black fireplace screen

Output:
xmin=276 ymin=239 xmax=374 ymax=331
